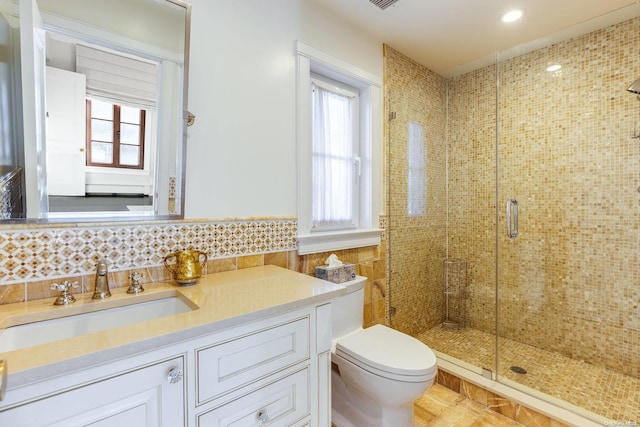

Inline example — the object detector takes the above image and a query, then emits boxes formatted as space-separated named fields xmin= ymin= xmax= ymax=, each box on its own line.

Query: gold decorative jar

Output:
xmin=163 ymin=250 xmax=208 ymax=285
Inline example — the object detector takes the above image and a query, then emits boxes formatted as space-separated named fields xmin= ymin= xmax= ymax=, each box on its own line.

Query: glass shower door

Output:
xmin=495 ymin=14 xmax=640 ymax=420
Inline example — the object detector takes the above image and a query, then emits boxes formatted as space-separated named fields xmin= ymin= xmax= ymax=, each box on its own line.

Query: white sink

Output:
xmin=0 ymin=296 xmax=196 ymax=352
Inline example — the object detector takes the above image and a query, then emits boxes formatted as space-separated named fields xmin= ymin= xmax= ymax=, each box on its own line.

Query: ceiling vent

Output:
xmin=369 ymin=0 xmax=400 ymax=10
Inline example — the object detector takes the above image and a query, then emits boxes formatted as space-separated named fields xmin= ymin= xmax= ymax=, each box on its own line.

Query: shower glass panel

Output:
xmin=385 ymin=45 xmax=447 ymax=336
xmin=495 ymin=14 xmax=640 ymax=421
xmin=431 ymin=62 xmax=499 ymax=375
xmin=384 ymin=45 xmax=498 ymax=376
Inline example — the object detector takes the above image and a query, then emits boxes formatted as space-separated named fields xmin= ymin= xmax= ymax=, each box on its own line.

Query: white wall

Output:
xmin=184 ymin=0 xmax=383 ymax=218
xmin=38 ymin=0 xmax=185 ymax=58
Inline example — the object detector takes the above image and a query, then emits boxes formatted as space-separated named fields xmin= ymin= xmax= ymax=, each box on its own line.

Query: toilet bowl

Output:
xmin=330 ymin=276 xmax=437 ymax=427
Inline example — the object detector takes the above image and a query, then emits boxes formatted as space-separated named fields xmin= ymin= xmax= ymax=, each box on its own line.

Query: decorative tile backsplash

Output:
xmin=0 ymin=216 xmax=388 ymax=331
xmin=0 ymin=218 xmax=297 ymax=285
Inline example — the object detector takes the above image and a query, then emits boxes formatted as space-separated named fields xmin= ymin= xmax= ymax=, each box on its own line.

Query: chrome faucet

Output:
xmin=92 ymin=259 xmax=111 ymax=299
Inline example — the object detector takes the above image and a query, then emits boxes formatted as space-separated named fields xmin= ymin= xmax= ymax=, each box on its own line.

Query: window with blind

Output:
xmin=311 ymin=77 xmax=359 ymax=231
xmin=86 ymin=99 xmax=146 ymax=169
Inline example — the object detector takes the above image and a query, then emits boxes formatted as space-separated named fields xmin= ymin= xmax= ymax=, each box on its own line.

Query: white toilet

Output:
xmin=331 ymin=276 xmax=437 ymax=427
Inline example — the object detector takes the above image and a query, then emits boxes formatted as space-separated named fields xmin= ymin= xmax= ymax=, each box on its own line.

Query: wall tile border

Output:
xmin=0 ymin=218 xmax=297 ymax=285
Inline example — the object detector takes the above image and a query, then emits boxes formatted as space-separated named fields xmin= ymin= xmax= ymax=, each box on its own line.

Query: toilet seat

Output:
xmin=335 ymin=324 xmax=437 ymax=383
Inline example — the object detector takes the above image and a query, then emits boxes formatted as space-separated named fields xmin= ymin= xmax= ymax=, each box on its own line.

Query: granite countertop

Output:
xmin=0 ymin=265 xmax=346 ymax=388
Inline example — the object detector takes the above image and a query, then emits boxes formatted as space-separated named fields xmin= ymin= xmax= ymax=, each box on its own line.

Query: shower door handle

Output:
xmin=506 ymin=198 xmax=518 ymax=239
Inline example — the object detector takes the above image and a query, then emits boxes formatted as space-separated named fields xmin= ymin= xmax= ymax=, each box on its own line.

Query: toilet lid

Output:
xmin=335 ymin=324 xmax=437 ymax=378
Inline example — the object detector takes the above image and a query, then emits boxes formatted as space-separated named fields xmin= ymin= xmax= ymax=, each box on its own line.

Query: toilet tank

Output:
xmin=331 ymin=276 xmax=367 ymax=340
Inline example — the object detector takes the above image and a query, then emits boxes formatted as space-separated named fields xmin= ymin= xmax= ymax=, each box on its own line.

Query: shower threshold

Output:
xmin=435 ymin=356 xmax=603 ymax=427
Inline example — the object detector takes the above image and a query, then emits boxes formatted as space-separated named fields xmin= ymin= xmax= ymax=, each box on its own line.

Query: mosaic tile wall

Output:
xmin=0 ymin=217 xmax=388 ymax=328
xmin=384 ymin=45 xmax=448 ymax=336
xmin=446 ymin=64 xmax=498 ymax=334
xmin=386 ymin=17 xmax=640 ymax=379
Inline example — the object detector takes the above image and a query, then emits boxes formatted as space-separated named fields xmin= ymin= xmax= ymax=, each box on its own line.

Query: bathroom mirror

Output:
xmin=0 ymin=0 xmax=190 ymax=221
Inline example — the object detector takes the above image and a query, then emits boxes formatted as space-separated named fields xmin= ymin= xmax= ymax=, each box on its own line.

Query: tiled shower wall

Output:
xmin=0 ymin=218 xmax=388 ymax=328
xmin=446 ymin=64 xmax=498 ymax=333
xmin=384 ymin=45 xmax=448 ymax=336
xmin=387 ymin=16 xmax=640 ymax=378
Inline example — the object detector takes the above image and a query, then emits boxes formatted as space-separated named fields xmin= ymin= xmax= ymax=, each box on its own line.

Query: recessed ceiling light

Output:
xmin=501 ymin=9 xmax=525 ymax=23
xmin=546 ymin=64 xmax=562 ymax=72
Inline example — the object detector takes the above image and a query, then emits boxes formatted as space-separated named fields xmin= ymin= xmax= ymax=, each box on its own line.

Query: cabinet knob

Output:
xmin=257 ymin=409 xmax=270 ymax=426
xmin=167 ymin=368 xmax=183 ymax=384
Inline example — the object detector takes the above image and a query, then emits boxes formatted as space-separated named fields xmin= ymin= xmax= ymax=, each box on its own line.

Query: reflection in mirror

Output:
xmin=0 ymin=0 xmax=190 ymax=221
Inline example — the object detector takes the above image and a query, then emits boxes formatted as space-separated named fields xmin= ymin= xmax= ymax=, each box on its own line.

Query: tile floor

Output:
xmin=414 ymin=383 xmax=528 ymax=426
xmin=330 ymin=383 xmax=527 ymax=427
xmin=416 ymin=326 xmax=640 ymax=422
xmin=331 ymin=382 xmax=574 ymax=427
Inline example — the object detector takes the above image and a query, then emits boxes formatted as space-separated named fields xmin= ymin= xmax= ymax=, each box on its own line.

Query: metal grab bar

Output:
xmin=506 ymin=198 xmax=518 ymax=239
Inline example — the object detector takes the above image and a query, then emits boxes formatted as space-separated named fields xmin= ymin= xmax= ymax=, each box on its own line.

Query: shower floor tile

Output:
xmin=416 ymin=326 xmax=640 ymax=422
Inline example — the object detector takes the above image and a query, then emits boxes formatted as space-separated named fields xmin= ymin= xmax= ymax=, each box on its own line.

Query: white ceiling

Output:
xmin=310 ymin=0 xmax=640 ymax=77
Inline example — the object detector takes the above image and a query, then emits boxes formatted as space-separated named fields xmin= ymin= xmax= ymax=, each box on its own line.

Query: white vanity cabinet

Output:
xmin=0 ymin=301 xmax=334 ymax=427
xmin=0 ymin=354 xmax=186 ymax=427
xmin=191 ymin=306 xmax=328 ymax=427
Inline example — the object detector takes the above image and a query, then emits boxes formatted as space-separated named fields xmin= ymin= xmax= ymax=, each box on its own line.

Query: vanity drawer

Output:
xmin=196 ymin=316 xmax=309 ymax=403
xmin=196 ymin=368 xmax=309 ymax=427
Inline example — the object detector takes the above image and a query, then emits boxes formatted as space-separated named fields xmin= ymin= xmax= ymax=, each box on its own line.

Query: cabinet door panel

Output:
xmin=48 ymin=389 xmax=158 ymax=427
xmin=0 ymin=357 xmax=184 ymax=427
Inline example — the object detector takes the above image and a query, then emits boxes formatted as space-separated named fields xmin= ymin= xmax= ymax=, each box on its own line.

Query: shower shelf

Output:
xmin=442 ymin=258 xmax=468 ymax=329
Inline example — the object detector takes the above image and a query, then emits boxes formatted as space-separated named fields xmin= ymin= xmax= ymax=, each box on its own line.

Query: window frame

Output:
xmin=85 ymin=99 xmax=146 ymax=170
xmin=296 ymin=41 xmax=382 ymax=255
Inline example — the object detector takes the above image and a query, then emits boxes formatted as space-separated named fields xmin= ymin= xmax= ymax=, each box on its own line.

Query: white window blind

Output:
xmin=76 ymin=45 xmax=158 ymax=108
xmin=311 ymin=80 xmax=358 ymax=230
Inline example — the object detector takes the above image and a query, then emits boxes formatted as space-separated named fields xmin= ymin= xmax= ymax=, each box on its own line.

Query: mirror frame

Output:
xmin=3 ymin=0 xmax=191 ymax=224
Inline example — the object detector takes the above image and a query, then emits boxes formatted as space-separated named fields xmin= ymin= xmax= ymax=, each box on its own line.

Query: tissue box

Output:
xmin=315 ymin=263 xmax=356 ymax=283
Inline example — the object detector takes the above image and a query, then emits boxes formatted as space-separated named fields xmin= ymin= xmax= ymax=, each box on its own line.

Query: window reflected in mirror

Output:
xmin=86 ymin=99 xmax=146 ymax=170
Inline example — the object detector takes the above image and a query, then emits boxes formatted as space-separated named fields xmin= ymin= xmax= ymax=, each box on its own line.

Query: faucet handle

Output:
xmin=50 ymin=281 xmax=78 ymax=292
xmin=127 ymin=271 xmax=144 ymax=294
xmin=50 ymin=281 xmax=79 ymax=305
